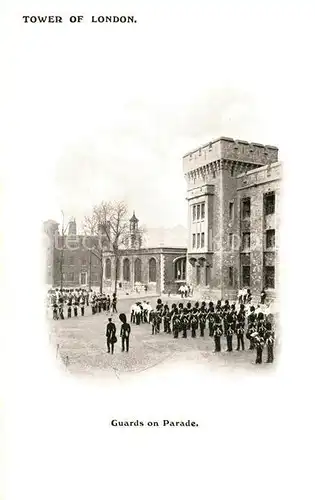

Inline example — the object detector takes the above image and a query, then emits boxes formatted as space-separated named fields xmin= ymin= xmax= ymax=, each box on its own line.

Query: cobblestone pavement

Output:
xmin=49 ymin=297 xmax=276 ymax=379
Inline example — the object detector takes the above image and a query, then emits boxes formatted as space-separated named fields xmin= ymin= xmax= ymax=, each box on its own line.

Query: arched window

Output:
xmin=123 ymin=258 xmax=130 ymax=281
xmin=174 ymin=257 xmax=186 ymax=281
xmin=134 ymin=258 xmax=142 ymax=283
xmin=105 ymin=258 xmax=111 ymax=279
xmin=115 ymin=258 xmax=120 ymax=280
xmin=148 ymin=257 xmax=157 ymax=282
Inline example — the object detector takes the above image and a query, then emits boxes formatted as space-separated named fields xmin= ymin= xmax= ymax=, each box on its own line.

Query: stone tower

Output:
xmin=183 ymin=137 xmax=278 ymax=299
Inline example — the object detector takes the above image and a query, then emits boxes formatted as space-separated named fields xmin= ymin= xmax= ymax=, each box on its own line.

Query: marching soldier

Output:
xmin=119 ymin=313 xmax=131 ymax=353
xmin=80 ymin=294 xmax=85 ymax=316
xmin=58 ymin=302 xmax=64 ymax=320
xmin=73 ymin=296 xmax=79 ymax=317
xmin=106 ymin=318 xmax=117 ymax=354
xmin=253 ymin=312 xmax=266 ymax=364
xmin=207 ymin=302 xmax=215 ymax=337
xmin=106 ymin=295 xmax=111 ymax=312
xmin=90 ymin=294 xmax=94 ymax=315
xmin=173 ymin=311 xmax=181 ymax=339
xmin=260 ymin=288 xmax=266 ymax=305
xmin=181 ymin=308 xmax=189 ymax=338
xmin=247 ymin=306 xmax=257 ymax=350
xmin=186 ymin=302 xmax=192 ymax=330
xmin=191 ymin=308 xmax=198 ymax=338
xmin=52 ymin=302 xmax=59 ymax=320
xmin=163 ymin=304 xmax=171 ymax=333
xmin=225 ymin=310 xmax=235 ymax=352
xmin=112 ymin=293 xmax=117 ymax=313
xmin=213 ymin=313 xmax=223 ymax=352
xmin=67 ymin=296 xmax=72 ymax=319
xmin=265 ymin=315 xmax=275 ymax=363
xmin=236 ymin=304 xmax=246 ymax=351
xmin=199 ymin=310 xmax=206 ymax=337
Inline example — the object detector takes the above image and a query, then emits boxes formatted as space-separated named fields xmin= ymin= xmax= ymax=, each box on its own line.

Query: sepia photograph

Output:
xmin=44 ymin=134 xmax=280 ymax=377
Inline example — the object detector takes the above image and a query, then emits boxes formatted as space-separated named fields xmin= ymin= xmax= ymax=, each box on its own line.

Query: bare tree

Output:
xmin=83 ymin=201 xmax=145 ymax=294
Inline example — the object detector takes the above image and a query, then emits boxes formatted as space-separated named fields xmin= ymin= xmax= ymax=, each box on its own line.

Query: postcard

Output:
xmin=2 ymin=1 xmax=314 ymax=499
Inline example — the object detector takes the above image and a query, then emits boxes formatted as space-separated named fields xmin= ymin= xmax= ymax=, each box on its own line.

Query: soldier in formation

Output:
xmin=142 ymin=298 xmax=276 ymax=363
xmin=47 ymin=288 xmax=119 ymax=320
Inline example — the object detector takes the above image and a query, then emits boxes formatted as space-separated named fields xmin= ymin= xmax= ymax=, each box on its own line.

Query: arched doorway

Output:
xmin=148 ymin=257 xmax=157 ymax=282
xmin=174 ymin=257 xmax=186 ymax=281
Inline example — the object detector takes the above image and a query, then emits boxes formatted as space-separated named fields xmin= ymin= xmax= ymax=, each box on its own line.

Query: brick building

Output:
xmin=183 ymin=137 xmax=281 ymax=301
xmin=43 ymin=215 xmax=187 ymax=294
xmin=43 ymin=218 xmax=103 ymax=289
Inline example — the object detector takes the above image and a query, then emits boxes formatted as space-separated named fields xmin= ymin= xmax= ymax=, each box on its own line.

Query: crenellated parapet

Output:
xmin=183 ymin=137 xmax=279 ymax=186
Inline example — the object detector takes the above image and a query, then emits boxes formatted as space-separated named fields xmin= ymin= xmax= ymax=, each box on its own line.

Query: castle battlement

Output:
xmin=183 ymin=137 xmax=278 ymax=175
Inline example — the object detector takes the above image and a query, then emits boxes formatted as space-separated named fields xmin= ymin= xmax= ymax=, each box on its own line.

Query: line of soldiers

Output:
xmin=148 ymin=299 xmax=275 ymax=364
xmin=49 ymin=288 xmax=117 ymax=320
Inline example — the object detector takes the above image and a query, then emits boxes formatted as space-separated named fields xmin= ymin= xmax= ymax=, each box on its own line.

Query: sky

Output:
xmin=4 ymin=0 xmax=314 ymax=231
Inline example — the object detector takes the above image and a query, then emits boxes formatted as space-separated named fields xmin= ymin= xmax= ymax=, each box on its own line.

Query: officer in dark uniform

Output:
xmin=265 ymin=315 xmax=275 ymax=363
xmin=58 ymin=302 xmax=64 ymax=320
xmin=225 ymin=310 xmax=235 ymax=352
xmin=213 ymin=312 xmax=223 ymax=352
xmin=191 ymin=308 xmax=198 ymax=338
xmin=247 ymin=306 xmax=257 ymax=350
xmin=67 ymin=296 xmax=72 ymax=319
xmin=173 ymin=311 xmax=180 ymax=339
xmin=156 ymin=298 xmax=163 ymax=312
xmin=181 ymin=308 xmax=188 ymax=338
xmin=207 ymin=302 xmax=215 ymax=337
xmin=119 ymin=313 xmax=131 ymax=353
xmin=52 ymin=302 xmax=59 ymax=320
xmin=106 ymin=318 xmax=117 ymax=354
xmin=163 ymin=304 xmax=170 ymax=333
xmin=236 ymin=304 xmax=246 ymax=351
xmin=253 ymin=312 xmax=265 ymax=364
xmin=199 ymin=310 xmax=206 ymax=337
xmin=73 ymin=296 xmax=79 ymax=317
xmin=80 ymin=294 xmax=85 ymax=316
xmin=260 ymin=289 xmax=267 ymax=305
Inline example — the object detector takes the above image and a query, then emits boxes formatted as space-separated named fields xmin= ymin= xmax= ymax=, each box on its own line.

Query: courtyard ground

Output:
xmin=49 ymin=296 xmax=276 ymax=379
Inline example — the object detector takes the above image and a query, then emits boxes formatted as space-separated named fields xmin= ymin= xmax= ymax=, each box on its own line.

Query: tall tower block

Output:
xmin=183 ymin=137 xmax=278 ymax=299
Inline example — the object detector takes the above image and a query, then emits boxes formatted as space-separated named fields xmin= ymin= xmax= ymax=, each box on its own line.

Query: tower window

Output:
xmin=201 ymin=232 xmax=205 ymax=248
xmin=242 ymin=198 xmax=251 ymax=219
xmin=242 ymin=266 xmax=250 ymax=287
xmin=192 ymin=234 xmax=196 ymax=248
xmin=264 ymin=266 xmax=275 ymax=289
xmin=242 ymin=233 xmax=251 ymax=251
xmin=201 ymin=203 xmax=205 ymax=219
xmin=193 ymin=205 xmax=196 ymax=221
xmin=197 ymin=233 xmax=200 ymax=248
xmin=229 ymin=201 xmax=234 ymax=221
xmin=197 ymin=204 xmax=201 ymax=220
xmin=266 ymin=229 xmax=275 ymax=249
xmin=264 ymin=192 xmax=275 ymax=215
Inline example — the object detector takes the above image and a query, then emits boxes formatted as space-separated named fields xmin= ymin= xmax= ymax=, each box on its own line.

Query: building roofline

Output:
xmin=182 ymin=137 xmax=279 ymax=158
xmin=236 ymin=160 xmax=282 ymax=179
